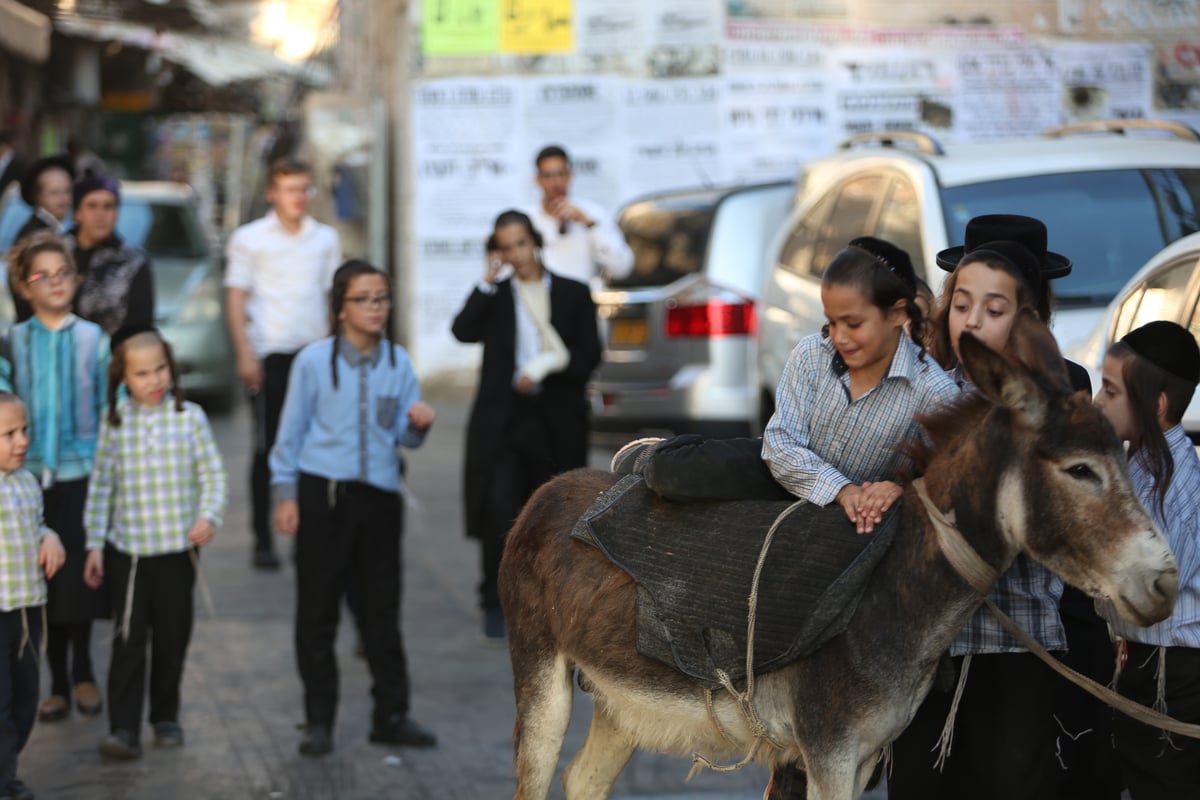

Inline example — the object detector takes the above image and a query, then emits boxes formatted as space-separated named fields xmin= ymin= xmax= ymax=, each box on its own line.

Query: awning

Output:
xmin=54 ymin=14 xmax=330 ymax=87
xmin=0 ymin=0 xmax=51 ymax=63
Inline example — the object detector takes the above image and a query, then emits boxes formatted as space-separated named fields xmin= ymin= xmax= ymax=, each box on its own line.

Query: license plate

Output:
xmin=610 ymin=319 xmax=648 ymax=346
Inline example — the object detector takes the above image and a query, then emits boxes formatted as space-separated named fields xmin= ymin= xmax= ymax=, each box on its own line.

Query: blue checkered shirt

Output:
xmin=762 ymin=333 xmax=959 ymax=504
xmin=1101 ymin=424 xmax=1200 ymax=648
xmin=85 ymin=398 xmax=227 ymax=556
xmin=949 ymin=367 xmax=1066 ymax=655
xmin=0 ymin=469 xmax=55 ymax=611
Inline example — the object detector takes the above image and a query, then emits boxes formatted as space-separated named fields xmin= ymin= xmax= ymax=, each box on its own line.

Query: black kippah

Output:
xmin=848 ymin=236 xmax=917 ymax=293
xmin=110 ymin=323 xmax=159 ymax=352
xmin=1121 ymin=320 xmax=1200 ymax=385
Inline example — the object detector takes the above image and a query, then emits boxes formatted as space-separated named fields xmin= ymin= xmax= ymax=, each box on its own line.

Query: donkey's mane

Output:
xmin=907 ymin=391 xmax=992 ymax=472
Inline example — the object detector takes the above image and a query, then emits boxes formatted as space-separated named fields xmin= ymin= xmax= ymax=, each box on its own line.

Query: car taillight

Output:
xmin=665 ymin=300 xmax=756 ymax=337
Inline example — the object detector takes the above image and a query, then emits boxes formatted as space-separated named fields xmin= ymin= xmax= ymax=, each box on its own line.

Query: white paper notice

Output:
xmin=722 ymin=72 xmax=837 ymax=182
xmin=831 ymin=46 xmax=957 ymax=137
xmin=1051 ymin=41 xmax=1153 ymax=123
xmin=623 ymin=78 xmax=727 ymax=198
xmin=953 ymin=46 xmax=1060 ymax=139
xmin=574 ymin=0 xmax=648 ymax=55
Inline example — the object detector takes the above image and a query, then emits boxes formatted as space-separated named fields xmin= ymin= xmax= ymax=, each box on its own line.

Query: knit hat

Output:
xmin=72 ymin=174 xmax=120 ymax=210
xmin=849 ymin=236 xmax=918 ymax=293
xmin=1121 ymin=320 xmax=1200 ymax=385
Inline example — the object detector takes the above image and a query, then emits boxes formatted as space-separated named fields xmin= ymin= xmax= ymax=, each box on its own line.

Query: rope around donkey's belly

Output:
xmin=689 ymin=498 xmax=809 ymax=778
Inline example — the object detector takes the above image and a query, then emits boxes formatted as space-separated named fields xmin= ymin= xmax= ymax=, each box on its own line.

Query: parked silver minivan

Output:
xmin=589 ymin=181 xmax=792 ymax=441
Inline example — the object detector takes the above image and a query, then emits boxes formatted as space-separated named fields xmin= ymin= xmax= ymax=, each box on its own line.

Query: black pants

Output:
xmin=105 ymin=548 xmax=194 ymax=736
xmin=294 ymin=474 xmax=409 ymax=728
xmin=0 ymin=608 xmax=41 ymax=785
xmin=46 ymin=621 xmax=94 ymax=697
xmin=479 ymin=395 xmax=560 ymax=611
xmin=888 ymin=652 xmax=1060 ymax=800
xmin=250 ymin=352 xmax=298 ymax=554
xmin=1114 ymin=643 xmax=1200 ymax=800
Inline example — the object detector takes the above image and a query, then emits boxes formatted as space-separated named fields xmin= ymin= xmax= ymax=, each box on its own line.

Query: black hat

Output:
xmin=20 ymin=155 xmax=74 ymax=207
xmin=849 ymin=236 xmax=918 ymax=292
xmin=935 ymin=214 xmax=1072 ymax=292
xmin=110 ymin=322 xmax=159 ymax=352
xmin=1121 ymin=320 xmax=1200 ymax=385
xmin=72 ymin=174 xmax=120 ymax=210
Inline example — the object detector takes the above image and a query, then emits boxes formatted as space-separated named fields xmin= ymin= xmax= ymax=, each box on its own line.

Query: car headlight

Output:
xmin=176 ymin=275 xmax=222 ymax=324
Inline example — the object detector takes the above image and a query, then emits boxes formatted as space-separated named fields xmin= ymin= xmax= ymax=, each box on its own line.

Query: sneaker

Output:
xmin=6 ymin=779 xmax=33 ymax=800
xmin=298 ymin=724 xmax=333 ymax=757
xmin=73 ymin=681 xmax=102 ymax=716
xmin=252 ymin=549 xmax=281 ymax=570
xmin=483 ymin=606 xmax=506 ymax=641
xmin=37 ymin=694 xmax=68 ymax=722
xmin=609 ymin=437 xmax=664 ymax=474
xmin=98 ymin=729 xmax=142 ymax=760
xmin=369 ymin=715 xmax=437 ymax=748
xmin=153 ymin=720 xmax=184 ymax=747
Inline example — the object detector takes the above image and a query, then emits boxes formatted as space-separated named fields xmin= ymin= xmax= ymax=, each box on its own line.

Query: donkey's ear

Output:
xmin=960 ymin=331 xmax=1047 ymax=426
xmin=1006 ymin=308 xmax=1072 ymax=393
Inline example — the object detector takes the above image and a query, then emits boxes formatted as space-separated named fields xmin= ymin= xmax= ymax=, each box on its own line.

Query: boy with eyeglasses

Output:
xmin=224 ymin=158 xmax=341 ymax=570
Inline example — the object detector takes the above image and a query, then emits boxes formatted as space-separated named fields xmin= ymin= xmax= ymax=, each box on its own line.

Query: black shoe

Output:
xmin=369 ymin=715 xmax=437 ymax=748
xmin=153 ymin=720 xmax=184 ymax=747
xmin=98 ymin=729 xmax=142 ymax=760
xmin=609 ymin=437 xmax=664 ymax=475
xmin=483 ymin=606 xmax=506 ymax=640
xmin=253 ymin=549 xmax=281 ymax=570
xmin=6 ymin=779 xmax=33 ymax=800
xmin=298 ymin=724 xmax=333 ymax=757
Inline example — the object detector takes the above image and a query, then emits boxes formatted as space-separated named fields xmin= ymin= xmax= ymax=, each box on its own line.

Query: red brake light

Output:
xmin=665 ymin=300 xmax=756 ymax=337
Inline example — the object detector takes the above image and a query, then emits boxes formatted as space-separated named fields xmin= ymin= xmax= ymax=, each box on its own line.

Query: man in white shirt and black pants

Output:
xmin=525 ymin=145 xmax=634 ymax=287
xmin=224 ymin=158 xmax=341 ymax=569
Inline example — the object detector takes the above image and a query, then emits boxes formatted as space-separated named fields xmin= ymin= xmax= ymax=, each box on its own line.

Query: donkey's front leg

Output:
xmin=804 ymin=753 xmax=861 ymax=800
xmin=562 ymin=703 xmax=636 ymax=799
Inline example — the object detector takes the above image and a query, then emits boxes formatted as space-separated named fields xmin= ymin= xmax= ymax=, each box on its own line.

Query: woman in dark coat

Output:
xmin=67 ymin=175 xmax=154 ymax=335
xmin=451 ymin=210 xmax=601 ymax=639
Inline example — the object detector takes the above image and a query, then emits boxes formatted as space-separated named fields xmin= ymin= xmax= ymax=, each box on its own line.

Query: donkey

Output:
xmin=499 ymin=317 xmax=1179 ymax=800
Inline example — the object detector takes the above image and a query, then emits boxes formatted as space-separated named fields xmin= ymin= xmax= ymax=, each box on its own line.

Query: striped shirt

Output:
xmin=1102 ymin=424 xmax=1200 ymax=648
xmin=949 ymin=366 xmax=1066 ymax=655
xmin=0 ymin=469 xmax=55 ymax=611
xmin=762 ymin=333 xmax=959 ymax=504
xmin=85 ymin=398 xmax=227 ymax=556
xmin=0 ymin=315 xmax=109 ymax=486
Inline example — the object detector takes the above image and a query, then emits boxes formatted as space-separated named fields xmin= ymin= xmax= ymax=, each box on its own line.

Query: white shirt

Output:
xmin=526 ymin=197 xmax=633 ymax=285
xmin=223 ymin=211 xmax=341 ymax=358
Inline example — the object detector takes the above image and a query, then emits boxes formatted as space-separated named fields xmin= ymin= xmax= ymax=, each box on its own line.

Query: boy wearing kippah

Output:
xmin=1094 ymin=320 xmax=1200 ymax=800
xmin=0 ymin=393 xmax=66 ymax=800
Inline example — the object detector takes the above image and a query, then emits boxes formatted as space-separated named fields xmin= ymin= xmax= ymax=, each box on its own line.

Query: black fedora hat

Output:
xmin=935 ymin=214 xmax=1072 ymax=288
xmin=19 ymin=154 xmax=75 ymax=207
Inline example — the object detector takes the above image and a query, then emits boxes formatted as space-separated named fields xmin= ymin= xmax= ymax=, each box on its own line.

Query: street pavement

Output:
xmin=20 ymin=382 xmax=885 ymax=800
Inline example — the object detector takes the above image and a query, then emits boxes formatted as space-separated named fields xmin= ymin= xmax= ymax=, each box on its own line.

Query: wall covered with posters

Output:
xmin=404 ymin=0 xmax=1200 ymax=376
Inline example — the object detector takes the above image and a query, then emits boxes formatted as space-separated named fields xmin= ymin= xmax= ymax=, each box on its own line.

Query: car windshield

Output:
xmin=941 ymin=168 xmax=1200 ymax=306
xmin=0 ymin=195 xmax=209 ymax=260
xmin=611 ymin=195 xmax=718 ymax=288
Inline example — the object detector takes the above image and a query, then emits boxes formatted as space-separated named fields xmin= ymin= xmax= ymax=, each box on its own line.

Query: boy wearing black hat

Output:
xmin=1094 ymin=320 xmax=1200 ymax=800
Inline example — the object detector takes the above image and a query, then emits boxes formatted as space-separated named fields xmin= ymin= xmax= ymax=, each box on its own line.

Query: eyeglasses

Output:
xmin=346 ymin=294 xmax=392 ymax=309
xmin=26 ymin=268 xmax=76 ymax=286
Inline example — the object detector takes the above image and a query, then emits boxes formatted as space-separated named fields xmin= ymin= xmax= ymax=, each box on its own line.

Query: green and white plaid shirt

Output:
xmin=0 ymin=469 xmax=55 ymax=611
xmin=85 ymin=398 xmax=227 ymax=555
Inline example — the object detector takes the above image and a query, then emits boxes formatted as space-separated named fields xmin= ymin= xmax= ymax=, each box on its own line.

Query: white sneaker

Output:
xmin=609 ymin=437 xmax=665 ymax=474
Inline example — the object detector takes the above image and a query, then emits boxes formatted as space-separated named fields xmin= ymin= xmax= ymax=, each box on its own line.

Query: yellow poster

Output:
xmin=422 ymin=0 xmax=500 ymax=55
xmin=501 ymin=0 xmax=573 ymax=55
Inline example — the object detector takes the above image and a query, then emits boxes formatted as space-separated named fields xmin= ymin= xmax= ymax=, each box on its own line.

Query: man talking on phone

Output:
xmin=525 ymin=145 xmax=633 ymax=287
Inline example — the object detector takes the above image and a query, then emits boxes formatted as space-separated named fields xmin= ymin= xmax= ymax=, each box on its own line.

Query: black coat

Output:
xmin=451 ymin=272 xmax=601 ymax=539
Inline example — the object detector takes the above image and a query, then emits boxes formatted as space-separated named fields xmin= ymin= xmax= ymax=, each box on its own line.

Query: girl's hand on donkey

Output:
xmin=39 ymin=533 xmax=66 ymax=579
xmin=274 ymin=500 xmax=299 ymax=537
xmin=859 ymin=481 xmax=902 ymax=528
xmin=83 ymin=548 xmax=104 ymax=588
xmin=188 ymin=518 xmax=215 ymax=547
xmin=407 ymin=401 xmax=436 ymax=431
xmin=836 ymin=485 xmax=866 ymax=533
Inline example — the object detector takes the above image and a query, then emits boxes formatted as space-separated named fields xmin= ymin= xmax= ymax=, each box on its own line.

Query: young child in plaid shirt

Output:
xmin=82 ymin=326 xmax=227 ymax=760
xmin=0 ymin=392 xmax=65 ymax=800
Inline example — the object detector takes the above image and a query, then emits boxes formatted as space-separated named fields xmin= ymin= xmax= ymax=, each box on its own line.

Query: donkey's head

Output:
xmin=952 ymin=310 xmax=1177 ymax=626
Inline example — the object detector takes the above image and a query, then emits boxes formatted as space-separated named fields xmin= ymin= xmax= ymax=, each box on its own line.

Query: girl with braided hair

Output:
xmin=269 ymin=260 xmax=437 ymax=757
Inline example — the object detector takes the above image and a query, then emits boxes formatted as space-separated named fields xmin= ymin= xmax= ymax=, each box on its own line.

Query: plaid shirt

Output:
xmin=949 ymin=366 xmax=1066 ymax=655
xmin=763 ymin=333 xmax=959 ymax=504
xmin=1101 ymin=424 xmax=1200 ymax=648
xmin=85 ymin=398 xmax=227 ymax=556
xmin=0 ymin=469 xmax=55 ymax=611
